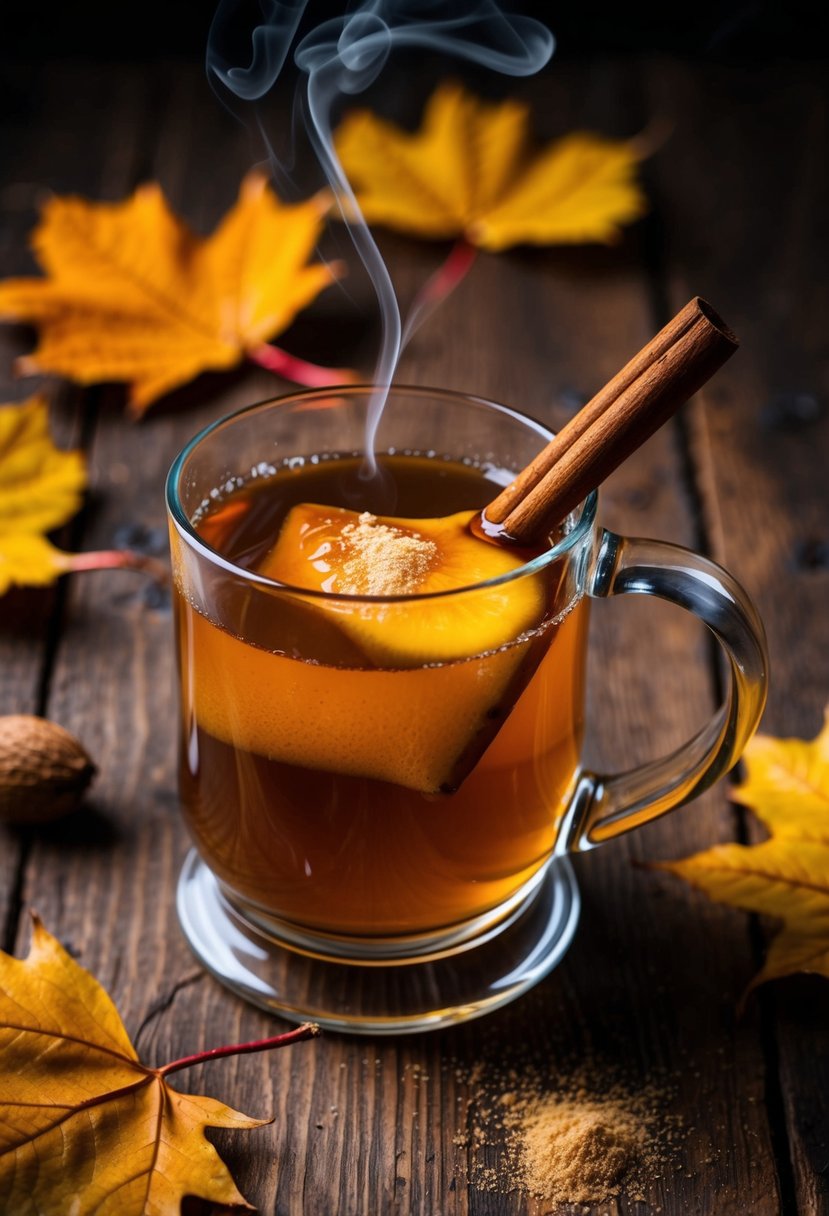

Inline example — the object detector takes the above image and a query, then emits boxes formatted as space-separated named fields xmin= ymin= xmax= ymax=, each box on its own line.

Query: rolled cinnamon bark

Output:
xmin=482 ymin=297 xmax=738 ymax=546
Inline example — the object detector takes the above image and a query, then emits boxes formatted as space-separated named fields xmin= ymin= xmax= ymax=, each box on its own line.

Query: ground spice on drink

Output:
xmin=339 ymin=512 xmax=436 ymax=595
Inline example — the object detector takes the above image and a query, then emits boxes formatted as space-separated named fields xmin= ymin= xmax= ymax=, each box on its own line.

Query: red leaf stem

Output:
xmin=158 ymin=1022 xmax=320 ymax=1077
xmin=248 ymin=343 xmax=355 ymax=388
xmin=62 ymin=549 xmax=169 ymax=584
xmin=402 ymin=237 xmax=479 ymax=346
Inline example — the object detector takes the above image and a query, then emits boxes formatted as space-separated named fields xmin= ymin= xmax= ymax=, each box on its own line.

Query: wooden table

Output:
xmin=1 ymin=53 xmax=827 ymax=1215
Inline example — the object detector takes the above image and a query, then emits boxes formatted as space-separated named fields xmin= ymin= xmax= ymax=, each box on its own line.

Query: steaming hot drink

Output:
xmin=169 ymin=383 xmax=767 ymax=1030
xmin=176 ymin=453 xmax=589 ymax=938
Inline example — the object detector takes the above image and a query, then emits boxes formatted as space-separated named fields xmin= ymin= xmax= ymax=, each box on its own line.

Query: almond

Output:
xmin=0 ymin=715 xmax=97 ymax=824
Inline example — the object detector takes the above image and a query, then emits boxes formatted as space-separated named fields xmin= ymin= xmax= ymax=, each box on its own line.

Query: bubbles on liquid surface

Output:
xmin=192 ymin=449 xmax=522 ymax=524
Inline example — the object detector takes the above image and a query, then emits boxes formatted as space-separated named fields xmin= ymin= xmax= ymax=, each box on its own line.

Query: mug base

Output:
xmin=176 ymin=849 xmax=581 ymax=1035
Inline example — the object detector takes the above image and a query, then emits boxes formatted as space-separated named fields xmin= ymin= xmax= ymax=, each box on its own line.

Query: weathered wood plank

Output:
xmin=647 ymin=56 xmax=829 ymax=1214
xmin=0 ymin=63 xmax=150 ymax=945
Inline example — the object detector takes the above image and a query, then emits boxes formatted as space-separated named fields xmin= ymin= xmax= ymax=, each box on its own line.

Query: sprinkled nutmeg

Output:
xmin=0 ymin=715 xmax=97 ymax=824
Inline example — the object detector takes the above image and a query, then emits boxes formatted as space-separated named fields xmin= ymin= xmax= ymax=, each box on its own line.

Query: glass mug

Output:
xmin=166 ymin=386 xmax=768 ymax=1033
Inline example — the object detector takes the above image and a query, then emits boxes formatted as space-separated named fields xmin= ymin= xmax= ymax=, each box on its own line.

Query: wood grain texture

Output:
xmin=0 ymin=63 xmax=149 ymax=947
xmin=0 ymin=55 xmax=821 ymax=1216
xmin=646 ymin=57 xmax=829 ymax=1215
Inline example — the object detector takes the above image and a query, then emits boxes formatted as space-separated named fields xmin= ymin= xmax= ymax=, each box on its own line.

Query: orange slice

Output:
xmin=180 ymin=502 xmax=562 ymax=794
xmin=257 ymin=503 xmax=547 ymax=666
xmin=182 ymin=604 xmax=560 ymax=793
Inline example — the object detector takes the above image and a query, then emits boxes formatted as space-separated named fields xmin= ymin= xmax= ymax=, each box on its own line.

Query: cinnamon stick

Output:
xmin=482 ymin=297 xmax=738 ymax=546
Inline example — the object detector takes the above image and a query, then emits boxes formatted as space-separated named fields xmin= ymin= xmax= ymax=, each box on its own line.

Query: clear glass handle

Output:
xmin=566 ymin=529 xmax=769 ymax=850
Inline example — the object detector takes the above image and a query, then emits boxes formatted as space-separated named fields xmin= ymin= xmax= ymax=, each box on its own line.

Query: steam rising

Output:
xmin=208 ymin=1 xmax=554 ymax=458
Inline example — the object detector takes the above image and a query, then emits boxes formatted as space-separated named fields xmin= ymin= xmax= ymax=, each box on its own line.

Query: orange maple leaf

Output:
xmin=0 ymin=915 xmax=318 ymax=1215
xmin=0 ymin=172 xmax=348 ymax=417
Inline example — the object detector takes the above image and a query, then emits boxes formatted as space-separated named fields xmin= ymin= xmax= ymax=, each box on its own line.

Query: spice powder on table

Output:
xmin=456 ymin=1062 xmax=685 ymax=1210
xmin=515 ymin=1092 xmax=652 ymax=1205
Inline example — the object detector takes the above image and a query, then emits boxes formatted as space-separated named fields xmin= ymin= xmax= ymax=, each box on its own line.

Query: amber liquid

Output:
xmin=175 ymin=456 xmax=588 ymax=938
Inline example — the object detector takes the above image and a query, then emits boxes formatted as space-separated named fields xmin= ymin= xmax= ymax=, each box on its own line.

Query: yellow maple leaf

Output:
xmin=334 ymin=81 xmax=647 ymax=252
xmin=0 ymin=395 xmax=85 ymax=594
xmin=0 ymin=915 xmax=318 ymax=1215
xmin=0 ymin=395 xmax=85 ymax=533
xmin=0 ymin=532 xmax=72 ymax=594
xmin=657 ymin=711 xmax=829 ymax=995
xmin=729 ymin=707 xmax=829 ymax=842
xmin=0 ymin=395 xmax=168 ymax=596
xmin=0 ymin=172 xmax=344 ymax=417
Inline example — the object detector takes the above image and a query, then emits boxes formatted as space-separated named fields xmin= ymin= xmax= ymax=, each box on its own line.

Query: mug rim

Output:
xmin=165 ymin=383 xmax=598 ymax=604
